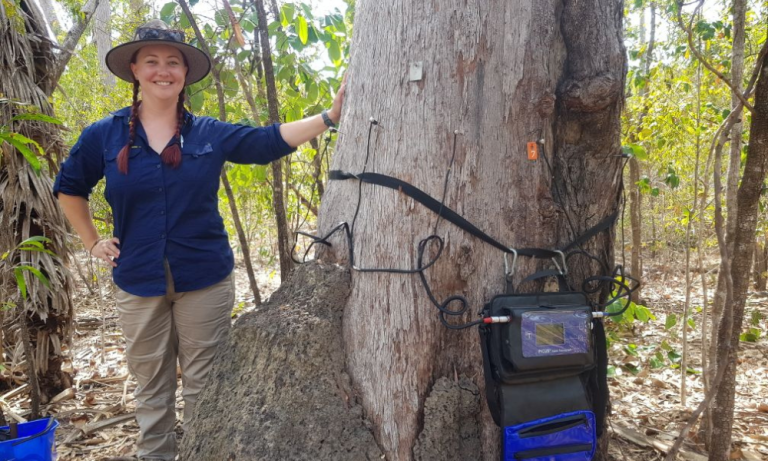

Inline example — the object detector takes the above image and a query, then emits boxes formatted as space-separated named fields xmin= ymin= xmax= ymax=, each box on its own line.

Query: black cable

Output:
xmin=292 ymin=121 xmax=480 ymax=329
xmin=293 ymin=123 xmax=638 ymax=330
xmin=432 ymin=132 xmax=459 ymax=235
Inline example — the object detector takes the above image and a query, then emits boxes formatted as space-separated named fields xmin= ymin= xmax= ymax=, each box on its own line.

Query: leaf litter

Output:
xmin=1 ymin=255 xmax=765 ymax=460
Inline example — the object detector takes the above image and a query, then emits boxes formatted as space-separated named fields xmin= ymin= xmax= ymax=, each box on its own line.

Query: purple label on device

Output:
xmin=520 ymin=310 xmax=590 ymax=358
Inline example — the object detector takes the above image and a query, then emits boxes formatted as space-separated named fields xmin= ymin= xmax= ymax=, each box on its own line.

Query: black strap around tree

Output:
xmin=329 ymin=170 xmax=618 ymax=262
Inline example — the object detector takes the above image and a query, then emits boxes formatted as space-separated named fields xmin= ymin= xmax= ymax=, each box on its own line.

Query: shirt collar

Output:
xmin=110 ymin=106 xmax=195 ymax=127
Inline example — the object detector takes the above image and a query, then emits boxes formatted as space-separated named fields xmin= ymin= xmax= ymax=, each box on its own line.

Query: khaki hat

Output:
xmin=105 ymin=19 xmax=211 ymax=85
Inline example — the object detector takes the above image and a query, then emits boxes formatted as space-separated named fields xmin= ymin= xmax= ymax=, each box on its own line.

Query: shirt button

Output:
xmin=156 ymin=164 xmax=161 ymax=169
xmin=161 ymin=234 xmax=166 ymax=239
xmin=158 ymin=187 xmax=163 ymax=192
xmin=160 ymin=210 xmax=165 ymax=215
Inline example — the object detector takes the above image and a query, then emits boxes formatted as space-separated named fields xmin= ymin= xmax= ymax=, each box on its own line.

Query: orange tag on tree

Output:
xmin=527 ymin=142 xmax=538 ymax=160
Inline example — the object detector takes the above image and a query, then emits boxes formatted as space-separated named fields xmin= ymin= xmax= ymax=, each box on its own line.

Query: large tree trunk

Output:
xmin=183 ymin=1 xmax=625 ymax=459
xmin=318 ymin=0 xmax=625 ymax=458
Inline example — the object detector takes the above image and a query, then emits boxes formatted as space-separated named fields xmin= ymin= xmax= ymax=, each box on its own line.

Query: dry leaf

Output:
xmin=757 ymin=403 xmax=768 ymax=413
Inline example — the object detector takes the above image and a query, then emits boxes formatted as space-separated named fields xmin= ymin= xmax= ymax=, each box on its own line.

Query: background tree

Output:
xmin=0 ymin=0 xmax=98 ymax=406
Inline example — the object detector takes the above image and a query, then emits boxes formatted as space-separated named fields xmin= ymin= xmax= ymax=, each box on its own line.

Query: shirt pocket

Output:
xmin=104 ymin=143 xmax=143 ymax=189
xmin=179 ymin=143 xmax=216 ymax=182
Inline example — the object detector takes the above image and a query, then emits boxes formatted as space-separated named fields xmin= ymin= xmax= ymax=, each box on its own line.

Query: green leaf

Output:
xmin=160 ymin=2 xmax=177 ymax=22
xmin=296 ymin=15 xmax=308 ymax=45
xmin=606 ymin=365 xmax=616 ymax=378
xmin=665 ymin=313 xmax=677 ymax=330
xmin=14 ymin=267 xmax=27 ymax=299
xmin=189 ymin=91 xmax=205 ymax=113
xmin=2 ymin=132 xmax=42 ymax=172
xmin=624 ymin=143 xmax=648 ymax=161
xmin=667 ymin=350 xmax=682 ymax=363
xmin=17 ymin=265 xmax=50 ymax=288
xmin=624 ymin=343 xmax=639 ymax=356
xmin=281 ymin=3 xmax=295 ymax=26
xmin=651 ymin=188 xmax=659 ymax=197
xmin=634 ymin=304 xmax=651 ymax=322
xmin=11 ymin=113 xmax=63 ymax=124
xmin=661 ymin=340 xmax=673 ymax=351
xmin=740 ymin=332 xmax=759 ymax=342
xmin=623 ymin=363 xmax=641 ymax=375
xmin=253 ymin=165 xmax=267 ymax=182
xmin=687 ymin=318 xmax=696 ymax=329
xmin=328 ymin=39 xmax=341 ymax=63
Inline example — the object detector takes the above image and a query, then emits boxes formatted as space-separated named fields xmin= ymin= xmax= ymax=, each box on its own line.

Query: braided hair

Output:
xmin=117 ymin=78 xmax=186 ymax=174
xmin=159 ymin=91 xmax=185 ymax=169
xmin=117 ymin=81 xmax=141 ymax=174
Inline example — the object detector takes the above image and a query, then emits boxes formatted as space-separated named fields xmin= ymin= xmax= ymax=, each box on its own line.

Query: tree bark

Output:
xmin=93 ymin=0 xmax=115 ymax=88
xmin=255 ymin=0 xmax=294 ymax=278
xmin=754 ymin=237 xmax=767 ymax=291
xmin=709 ymin=51 xmax=768 ymax=461
xmin=313 ymin=1 xmax=625 ymax=458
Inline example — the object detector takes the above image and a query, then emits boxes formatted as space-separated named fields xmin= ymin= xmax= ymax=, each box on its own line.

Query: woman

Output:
xmin=54 ymin=20 xmax=345 ymax=460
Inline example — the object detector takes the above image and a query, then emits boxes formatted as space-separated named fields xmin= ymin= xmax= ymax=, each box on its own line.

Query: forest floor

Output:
xmin=3 ymin=253 xmax=766 ymax=460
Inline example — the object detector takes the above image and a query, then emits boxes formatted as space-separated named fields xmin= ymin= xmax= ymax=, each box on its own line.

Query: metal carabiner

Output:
xmin=551 ymin=250 xmax=568 ymax=276
xmin=504 ymin=248 xmax=518 ymax=281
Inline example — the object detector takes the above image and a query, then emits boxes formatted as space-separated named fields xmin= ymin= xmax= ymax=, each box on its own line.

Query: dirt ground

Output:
xmin=3 ymin=254 xmax=766 ymax=460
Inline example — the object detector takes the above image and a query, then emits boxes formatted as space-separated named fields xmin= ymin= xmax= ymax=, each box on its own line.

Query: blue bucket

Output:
xmin=0 ymin=418 xmax=58 ymax=461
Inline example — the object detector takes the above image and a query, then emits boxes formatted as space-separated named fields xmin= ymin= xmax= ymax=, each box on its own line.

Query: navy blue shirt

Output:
xmin=54 ymin=107 xmax=296 ymax=296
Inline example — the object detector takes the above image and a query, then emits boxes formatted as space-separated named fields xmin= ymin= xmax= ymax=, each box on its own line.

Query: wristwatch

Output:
xmin=321 ymin=109 xmax=336 ymax=128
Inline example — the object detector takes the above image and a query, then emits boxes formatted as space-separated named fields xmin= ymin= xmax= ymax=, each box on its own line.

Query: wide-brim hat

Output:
xmin=105 ymin=19 xmax=211 ymax=86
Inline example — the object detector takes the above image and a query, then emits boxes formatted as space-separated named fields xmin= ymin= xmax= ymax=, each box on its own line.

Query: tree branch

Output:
xmin=47 ymin=0 xmax=100 ymax=96
xmin=674 ymin=0 xmax=754 ymax=112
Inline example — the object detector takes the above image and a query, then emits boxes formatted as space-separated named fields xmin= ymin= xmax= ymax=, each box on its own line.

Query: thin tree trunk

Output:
xmin=309 ymin=137 xmax=325 ymax=199
xmin=709 ymin=54 xmax=768 ymax=461
xmin=48 ymin=0 xmax=101 ymax=95
xmin=754 ymin=237 xmax=767 ymax=291
xmin=255 ymin=0 xmax=293 ymax=278
xmin=628 ymin=3 xmax=655 ymax=302
xmin=178 ymin=0 xmax=264 ymax=305
xmin=681 ymin=56 xmax=702 ymax=406
xmin=704 ymin=0 xmax=746 ymax=440
xmin=19 ymin=312 xmax=40 ymax=419
xmin=93 ymin=0 xmax=114 ymax=87
xmin=628 ymin=158 xmax=642 ymax=299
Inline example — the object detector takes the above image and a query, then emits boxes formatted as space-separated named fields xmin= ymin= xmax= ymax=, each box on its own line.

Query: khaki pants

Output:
xmin=116 ymin=269 xmax=234 ymax=460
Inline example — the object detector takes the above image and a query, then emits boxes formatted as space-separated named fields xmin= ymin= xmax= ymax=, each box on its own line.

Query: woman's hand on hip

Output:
xmin=91 ymin=237 xmax=121 ymax=267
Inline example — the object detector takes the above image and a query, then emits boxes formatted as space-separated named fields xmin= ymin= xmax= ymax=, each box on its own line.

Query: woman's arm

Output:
xmin=58 ymin=193 xmax=120 ymax=267
xmin=279 ymin=76 xmax=346 ymax=148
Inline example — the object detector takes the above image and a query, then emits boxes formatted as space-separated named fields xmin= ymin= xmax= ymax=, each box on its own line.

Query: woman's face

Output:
xmin=130 ymin=45 xmax=188 ymax=103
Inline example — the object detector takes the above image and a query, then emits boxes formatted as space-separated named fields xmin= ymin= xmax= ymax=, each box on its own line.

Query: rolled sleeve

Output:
xmin=214 ymin=121 xmax=296 ymax=164
xmin=53 ymin=125 xmax=104 ymax=199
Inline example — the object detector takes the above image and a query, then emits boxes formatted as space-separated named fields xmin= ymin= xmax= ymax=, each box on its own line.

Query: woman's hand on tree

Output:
xmin=90 ymin=237 xmax=121 ymax=267
xmin=327 ymin=74 xmax=347 ymax=124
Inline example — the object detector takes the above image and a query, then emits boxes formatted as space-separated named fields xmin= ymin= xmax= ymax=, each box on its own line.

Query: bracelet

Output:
xmin=321 ymin=109 xmax=336 ymax=128
xmin=89 ymin=239 xmax=101 ymax=255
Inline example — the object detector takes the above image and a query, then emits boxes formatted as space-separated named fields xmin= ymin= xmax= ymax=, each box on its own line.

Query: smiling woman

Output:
xmin=52 ymin=18 xmax=346 ymax=461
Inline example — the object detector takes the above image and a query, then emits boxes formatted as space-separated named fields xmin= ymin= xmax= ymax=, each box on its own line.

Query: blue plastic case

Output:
xmin=503 ymin=411 xmax=596 ymax=461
